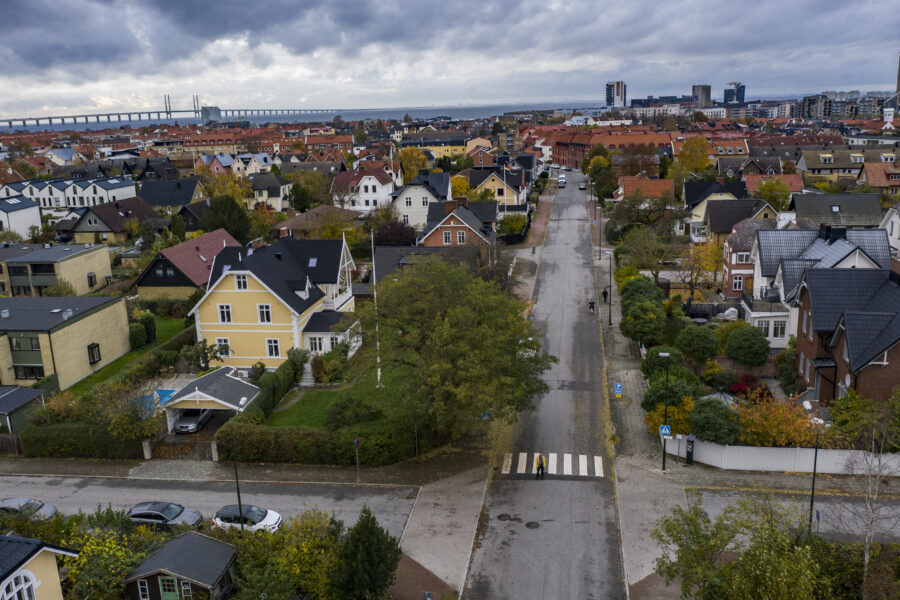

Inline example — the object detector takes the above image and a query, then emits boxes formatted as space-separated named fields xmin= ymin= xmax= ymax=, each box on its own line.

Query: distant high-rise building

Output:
xmin=606 ymin=81 xmax=627 ymax=108
xmin=692 ymin=84 xmax=711 ymax=108
xmin=724 ymin=82 xmax=745 ymax=104
xmin=200 ymin=106 xmax=222 ymax=124
xmin=799 ymin=95 xmax=832 ymax=120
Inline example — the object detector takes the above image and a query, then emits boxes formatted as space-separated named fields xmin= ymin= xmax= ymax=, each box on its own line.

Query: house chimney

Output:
xmin=829 ymin=227 xmax=847 ymax=243
xmin=819 ymin=224 xmax=831 ymax=240
xmin=443 ymin=200 xmax=458 ymax=215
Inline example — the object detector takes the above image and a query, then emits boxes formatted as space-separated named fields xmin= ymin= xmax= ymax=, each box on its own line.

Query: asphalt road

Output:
xmin=465 ymin=170 xmax=625 ymax=599
xmin=0 ymin=475 xmax=417 ymax=537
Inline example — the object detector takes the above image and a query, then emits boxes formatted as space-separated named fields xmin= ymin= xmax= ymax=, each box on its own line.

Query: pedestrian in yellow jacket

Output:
xmin=535 ymin=453 xmax=546 ymax=480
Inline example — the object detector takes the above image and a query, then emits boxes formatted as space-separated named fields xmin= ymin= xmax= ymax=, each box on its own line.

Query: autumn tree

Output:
xmin=247 ymin=204 xmax=279 ymax=240
xmin=677 ymin=239 xmax=723 ymax=297
xmin=398 ymin=147 xmax=428 ymax=183
xmin=44 ymin=278 xmax=76 ymax=297
xmin=755 ymin=177 xmax=791 ymax=211
xmin=620 ymin=226 xmax=669 ymax=284
xmin=285 ymin=170 xmax=331 ymax=209
xmin=621 ymin=300 xmax=666 ymax=348
xmin=725 ymin=326 xmax=769 ymax=366
xmin=195 ymin=164 xmax=250 ymax=202
xmin=451 ymin=175 xmax=470 ymax=197
xmin=170 ymin=213 xmax=186 ymax=241
xmin=677 ymin=136 xmax=711 ymax=173
xmin=645 ymin=396 xmax=694 ymax=434
xmin=736 ymin=399 xmax=813 ymax=447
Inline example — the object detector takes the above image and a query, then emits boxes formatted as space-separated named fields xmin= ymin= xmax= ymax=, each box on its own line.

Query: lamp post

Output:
xmin=659 ymin=352 xmax=671 ymax=471
xmin=608 ymin=251 xmax=613 ymax=326
xmin=231 ymin=427 xmax=244 ymax=532
xmin=803 ymin=400 xmax=820 ymax=537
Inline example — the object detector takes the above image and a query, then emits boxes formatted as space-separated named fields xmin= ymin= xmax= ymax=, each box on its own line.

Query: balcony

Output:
xmin=322 ymin=287 xmax=352 ymax=311
xmin=741 ymin=289 xmax=788 ymax=315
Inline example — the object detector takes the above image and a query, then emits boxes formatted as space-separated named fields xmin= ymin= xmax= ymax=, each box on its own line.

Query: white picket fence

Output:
xmin=664 ymin=435 xmax=900 ymax=475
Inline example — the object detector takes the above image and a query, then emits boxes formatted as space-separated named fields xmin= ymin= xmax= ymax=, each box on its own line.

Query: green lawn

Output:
xmin=68 ymin=318 xmax=188 ymax=397
xmin=267 ymin=368 xmax=407 ymax=428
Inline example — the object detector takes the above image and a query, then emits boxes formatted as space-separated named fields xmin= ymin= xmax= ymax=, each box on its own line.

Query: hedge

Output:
xmin=250 ymin=349 xmax=307 ymax=416
xmin=19 ymin=422 xmax=143 ymax=459
xmin=215 ymin=418 xmax=444 ymax=466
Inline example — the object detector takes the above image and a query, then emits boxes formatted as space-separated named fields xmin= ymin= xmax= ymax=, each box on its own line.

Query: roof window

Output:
xmin=831 ymin=205 xmax=840 ymax=213
xmin=308 ymin=257 xmax=317 ymax=267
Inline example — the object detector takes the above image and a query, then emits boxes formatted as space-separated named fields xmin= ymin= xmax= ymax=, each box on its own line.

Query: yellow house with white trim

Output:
xmin=0 ymin=535 xmax=77 ymax=600
xmin=189 ymin=237 xmax=356 ymax=370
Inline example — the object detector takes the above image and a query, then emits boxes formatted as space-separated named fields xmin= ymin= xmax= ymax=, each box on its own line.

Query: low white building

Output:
xmin=0 ymin=196 xmax=41 ymax=238
xmin=331 ymin=170 xmax=395 ymax=212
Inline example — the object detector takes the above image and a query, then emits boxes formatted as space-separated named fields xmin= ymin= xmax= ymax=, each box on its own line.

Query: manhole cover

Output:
xmin=497 ymin=514 xmax=511 ymax=521
xmin=525 ymin=521 xmax=540 ymax=529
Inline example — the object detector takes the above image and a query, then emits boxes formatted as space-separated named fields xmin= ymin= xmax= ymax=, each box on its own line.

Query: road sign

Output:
xmin=355 ymin=438 xmax=359 ymax=448
xmin=659 ymin=424 xmax=671 ymax=436
xmin=615 ymin=383 xmax=622 ymax=398
xmin=593 ymin=219 xmax=598 ymax=227
xmin=481 ymin=411 xmax=492 ymax=421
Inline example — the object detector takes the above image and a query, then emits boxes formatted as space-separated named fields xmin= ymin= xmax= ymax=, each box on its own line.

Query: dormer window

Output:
xmin=850 ymin=154 xmax=863 ymax=163
xmin=821 ymin=155 xmax=833 ymax=164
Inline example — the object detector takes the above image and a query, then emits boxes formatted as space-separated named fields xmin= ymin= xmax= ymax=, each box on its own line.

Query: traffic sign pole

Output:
xmin=355 ymin=438 xmax=360 ymax=483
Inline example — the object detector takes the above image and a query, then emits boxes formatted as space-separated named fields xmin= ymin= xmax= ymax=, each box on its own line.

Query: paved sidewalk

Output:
xmin=399 ymin=466 xmax=490 ymax=591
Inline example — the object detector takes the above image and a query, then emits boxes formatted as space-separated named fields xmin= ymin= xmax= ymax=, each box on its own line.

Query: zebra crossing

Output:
xmin=499 ymin=452 xmax=604 ymax=479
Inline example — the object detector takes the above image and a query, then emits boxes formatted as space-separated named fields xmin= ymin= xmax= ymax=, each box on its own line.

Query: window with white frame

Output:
xmin=137 ymin=579 xmax=150 ymax=600
xmin=216 ymin=338 xmax=230 ymax=356
xmin=266 ymin=338 xmax=280 ymax=357
xmin=756 ymin=320 xmax=770 ymax=336
xmin=843 ymin=338 xmax=849 ymax=363
xmin=405 ymin=198 xmax=412 ymax=207
xmin=457 ymin=230 xmax=466 ymax=244
xmin=443 ymin=231 xmax=452 ymax=245
xmin=309 ymin=337 xmax=323 ymax=352
xmin=330 ymin=336 xmax=339 ymax=349
xmin=805 ymin=358 xmax=812 ymax=382
xmin=258 ymin=304 xmax=272 ymax=323
xmin=2 ymin=572 xmax=36 ymax=600
xmin=218 ymin=304 xmax=232 ymax=323
xmin=235 ymin=274 xmax=248 ymax=290
xmin=736 ymin=252 xmax=751 ymax=263
xmin=733 ymin=275 xmax=743 ymax=291
xmin=402 ymin=215 xmax=409 ymax=224
xmin=773 ymin=320 xmax=786 ymax=338
xmin=181 ymin=581 xmax=193 ymax=599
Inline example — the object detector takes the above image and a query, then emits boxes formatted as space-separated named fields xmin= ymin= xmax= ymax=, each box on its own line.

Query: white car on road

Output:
xmin=213 ymin=504 xmax=283 ymax=532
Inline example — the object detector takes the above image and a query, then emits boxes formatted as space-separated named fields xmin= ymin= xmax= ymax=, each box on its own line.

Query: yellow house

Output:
xmin=1 ymin=244 xmax=111 ymax=297
xmin=0 ymin=297 xmax=130 ymax=389
xmin=189 ymin=237 xmax=356 ymax=370
xmin=468 ymin=168 xmax=526 ymax=205
xmin=0 ymin=535 xmax=78 ymax=600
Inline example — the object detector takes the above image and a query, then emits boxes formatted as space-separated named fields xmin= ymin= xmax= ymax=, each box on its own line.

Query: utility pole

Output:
xmin=231 ymin=428 xmax=244 ymax=532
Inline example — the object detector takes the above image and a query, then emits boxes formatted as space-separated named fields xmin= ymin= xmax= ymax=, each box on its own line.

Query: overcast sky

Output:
xmin=0 ymin=0 xmax=898 ymax=116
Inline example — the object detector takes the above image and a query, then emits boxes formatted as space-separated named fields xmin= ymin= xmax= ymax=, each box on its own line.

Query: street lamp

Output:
xmin=607 ymin=251 xmax=613 ymax=325
xmin=659 ymin=352 xmax=671 ymax=471
xmin=231 ymin=427 xmax=245 ymax=532
xmin=802 ymin=400 xmax=820 ymax=537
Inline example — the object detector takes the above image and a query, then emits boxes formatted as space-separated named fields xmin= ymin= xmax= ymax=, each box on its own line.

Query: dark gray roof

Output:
xmin=303 ymin=311 xmax=352 ymax=333
xmin=725 ymin=217 xmax=776 ymax=251
xmin=0 ymin=386 xmax=43 ymax=415
xmin=207 ymin=239 xmax=326 ymax=315
xmin=352 ymin=282 xmax=373 ymax=296
xmin=274 ymin=238 xmax=345 ymax=284
xmin=166 ymin=367 xmax=260 ymax=410
xmin=683 ymin=180 xmax=747 ymax=209
xmin=5 ymin=243 xmax=101 ymax=264
xmin=0 ymin=196 xmax=37 ymax=213
xmin=790 ymin=194 xmax=883 ymax=227
xmin=138 ymin=177 xmax=201 ymax=207
xmin=780 ymin=259 xmax=820 ymax=301
xmin=756 ymin=229 xmax=820 ymax=277
xmin=408 ymin=170 xmax=451 ymax=201
xmin=0 ymin=297 xmax=121 ymax=332
xmin=716 ymin=157 xmax=781 ymax=175
xmin=425 ymin=201 xmax=497 ymax=231
xmin=127 ymin=532 xmax=235 ymax=587
xmin=373 ymin=246 xmax=446 ymax=283
xmin=0 ymin=535 xmax=76 ymax=580
xmin=249 ymin=172 xmax=291 ymax=196
xmin=803 ymin=268 xmax=890 ymax=332
xmin=705 ymin=198 xmax=769 ymax=234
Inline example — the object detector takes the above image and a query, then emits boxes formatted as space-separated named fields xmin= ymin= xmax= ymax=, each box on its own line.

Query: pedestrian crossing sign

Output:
xmin=659 ymin=424 xmax=671 ymax=436
xmin=615 ymin=383 xmax=622 ymax=398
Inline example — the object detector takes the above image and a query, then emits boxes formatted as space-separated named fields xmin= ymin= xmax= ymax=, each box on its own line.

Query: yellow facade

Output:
xmin=194 ymin=272 xmax=325 ymax=369
xmin=21 ymin=551 xmax=66 ymax=600
xmin=56 ymin=246 xmax=112 ymax=295
xmin=73 ymin=231 xmax=128 ymax=245
xmin=137 ymin=285 xmax=198 ymax=300
xmin=421 ymin=144 xmax=466 ymax=159
xmin=474 ymin=173 xmax=519 ymax=205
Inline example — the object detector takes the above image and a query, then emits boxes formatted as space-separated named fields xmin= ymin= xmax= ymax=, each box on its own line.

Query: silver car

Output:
xmin=213 ymin=504 xmax=283 ymax=533
xmin=0 ymin=497 xmax=58 ymax=520
xmin=174 ymin=408 xmax=213 ymax=433
xmin=127 ymin=501 xmax=203 ymax=529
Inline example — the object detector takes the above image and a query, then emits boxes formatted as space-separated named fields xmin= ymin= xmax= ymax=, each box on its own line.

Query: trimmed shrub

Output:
xmin=324 ymin=398 xmax=385 ymax=431
xmin=251 ymin=360 xmax=297 ymax=416
xmin=620 ymin=275 xmax=662 ymax=310
xmin=614 ymin=265 xmax=640 ymax=289
xmin=641 ymin=373 xmax=701 ymax=412
xmin=641 ymin=346 xmax=686 ymax=379
xmin=690 ymin=397 xmax=739 ymax=445
xmin=139 ymin=313 xmax=156 ymax=342
xmin=19 ymin=423 xmax=143 ymax=459
xmin=311 ymin=344 xmax=349 ymax=384
xmin=725 ymin=326 xmax=770 ymax=367
xmin=714 ymin=319 xmax=750 ymax=353
xmin=675 ymin=326 xmax=718 ymax=368
xmin=129 ymin=323 xmax=147 ymax=349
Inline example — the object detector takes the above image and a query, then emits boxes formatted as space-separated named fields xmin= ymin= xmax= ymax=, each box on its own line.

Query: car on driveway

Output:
xmin=0 ymin=497 xmax=58 ymax=520
xmin=213 ymin=504 xmax=283 ymax=532
xmin=174 ymin=408 xmax=213 ymax=433
xmin=127 ymin=501 xmax=203 ymax=529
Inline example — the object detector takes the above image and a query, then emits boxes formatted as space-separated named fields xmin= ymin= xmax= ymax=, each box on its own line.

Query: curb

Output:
xmin=458 ymin=464 xmax=493 ymax=599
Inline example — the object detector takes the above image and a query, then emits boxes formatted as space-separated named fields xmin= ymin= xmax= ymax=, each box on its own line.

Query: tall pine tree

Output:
xmin=330 ymin=506 xmax=401 ymax=599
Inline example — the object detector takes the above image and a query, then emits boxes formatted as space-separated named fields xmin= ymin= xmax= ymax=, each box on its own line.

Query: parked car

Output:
xmin=0 ymin=497 xmax=58 ymax=520
xmin=558 ymin=181 xmax=566 ymax=188
xmin=551 ymin=163 xmax=560 ymax=169
xmin=565 ymin=166 xmax=572 ymax=171
xmin=579 ymin=182 xmax=587 ymax=190
xmin=213 ymin=505 xmax=283 ymax=533
xmin=127 ymin=501 xmax=203 ymax=529
xmin=175 ymin=408 xmax=214 ymax=433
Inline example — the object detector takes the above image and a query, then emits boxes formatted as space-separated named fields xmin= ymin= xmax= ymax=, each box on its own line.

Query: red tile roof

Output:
xmin=616 ymin=174 xmax=674 ymax=199
xmin=743 ymin=173 xmax=805 ymax=194
xmin=861 ymin=162 xmax=900 ymax=189
xmin=160 ymin=228 xmax=242 ymax=287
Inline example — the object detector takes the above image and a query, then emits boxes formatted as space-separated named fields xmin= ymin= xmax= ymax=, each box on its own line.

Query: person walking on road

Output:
xmin=602 ymin=289 xmax=608 ymax=304
xmin=588 ymin=299 xmax=595 ymax=314
xmin=535 ymin=453 xmax=546 ymax=479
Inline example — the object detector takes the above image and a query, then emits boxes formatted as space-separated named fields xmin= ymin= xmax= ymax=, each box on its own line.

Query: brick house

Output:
xmin=418 ymin=199 xmax=497 ymax=250
xmin=722 ymin=217 xmax=776 ymax=298
xmin=793 ymin=268 xmax=900 ymax=404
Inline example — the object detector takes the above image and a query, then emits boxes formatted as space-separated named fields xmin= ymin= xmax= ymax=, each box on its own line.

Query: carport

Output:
xmin=162 ymin=367 xmax=261 ymax=433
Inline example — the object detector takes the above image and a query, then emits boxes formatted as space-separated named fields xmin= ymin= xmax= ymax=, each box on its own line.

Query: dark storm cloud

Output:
xmin=0 ymin=0 xmax=897 ymax=110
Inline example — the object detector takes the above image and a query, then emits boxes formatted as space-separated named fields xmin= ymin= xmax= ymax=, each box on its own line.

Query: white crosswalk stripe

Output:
xmin=499 ymin=452 xmax=605 ymax=479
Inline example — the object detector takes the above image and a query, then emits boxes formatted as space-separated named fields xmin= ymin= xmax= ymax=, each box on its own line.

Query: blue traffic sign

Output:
xmin=355 ymin=438 xmax=359 ymax=448
xmin=659 ymin=424 xmax=671 ymax=436
xmin=615 ymin=383 xmax=622 ymax=398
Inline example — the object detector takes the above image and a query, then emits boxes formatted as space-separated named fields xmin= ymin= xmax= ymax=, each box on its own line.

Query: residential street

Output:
xmin=0 ymin=474 xmax=417 ymax=538
xmin=465 ymin=170 xmax=625 ymax=599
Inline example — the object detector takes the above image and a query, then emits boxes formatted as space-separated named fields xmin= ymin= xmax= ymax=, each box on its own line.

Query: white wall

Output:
xmin=665 ymin=436 xmax=900 ymax=475
xmin=0 ymin=205 xmax=41 ymax=237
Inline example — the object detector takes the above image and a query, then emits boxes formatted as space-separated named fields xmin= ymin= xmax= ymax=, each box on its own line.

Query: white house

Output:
xmin=232 ymin=153 xmax=273 ymax=178
xmin=0 ymin=177 xmax=137 ymax=222
xmin=879 ymin=201 xmax=900 ymax=256
xmin=0 ymin=196 xmax=41 ymax=238
xmin=390 ymin=170 xmax=452 ymax=230
xmin=331 ymin=170 xmax=394 ymax=212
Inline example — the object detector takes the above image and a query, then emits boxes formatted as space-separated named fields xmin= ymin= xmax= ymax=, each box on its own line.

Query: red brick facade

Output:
xmin=722 ymin=241 xmax=754 ymax=299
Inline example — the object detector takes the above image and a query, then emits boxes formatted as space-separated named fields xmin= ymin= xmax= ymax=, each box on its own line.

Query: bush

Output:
xmin=690 ymin=397 xmax=739 ymax=445
xmin=621 ymin=301 xmax=666 ymax=347
xmin=641 ymin=346 xmax=686 ymax=379
xmin=729 ymin=372 xmax=759 ymax=396
xmin=714 ymin=319 xmax=750 ymax=353
xmin=614 ymin=265 xmax=640 ymax=289
xmin=129 ymin=323 xmax=147 ymax=349
xmin=676 ymin=326 xmax=718 ymax=368
xmin=620 ymin=276 xmax=662 ymax=311
xmin=32 ymin=373 xmax=60 ymax=393
xmin=139 ymin=313 xmax=156 ymax=342
xmin=311 ymin=344 xmax=349 ymax=384
xmin=157 ymin=350 xmax=180 ymax=368
xmin=251 ymin=360 xmax=297 ymax=416
xmin=641 ymin=373 xmax=701 ymax=412
xmin=324 ymin=398 xmax=385 ymax=431
xmin=775 ymin=337 xmax=801 ymax=395
xmin=725 ymin=326 xmax=770 ymax=367
xmin=498 ymin=214 xmax=528 ymax=236
xmin=19 ymin=423 xmax=144 ymax=459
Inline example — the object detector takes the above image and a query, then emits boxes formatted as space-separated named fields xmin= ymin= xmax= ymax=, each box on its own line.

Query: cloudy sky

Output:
xmin=0 ymin=0 xmax=897 ymax=117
